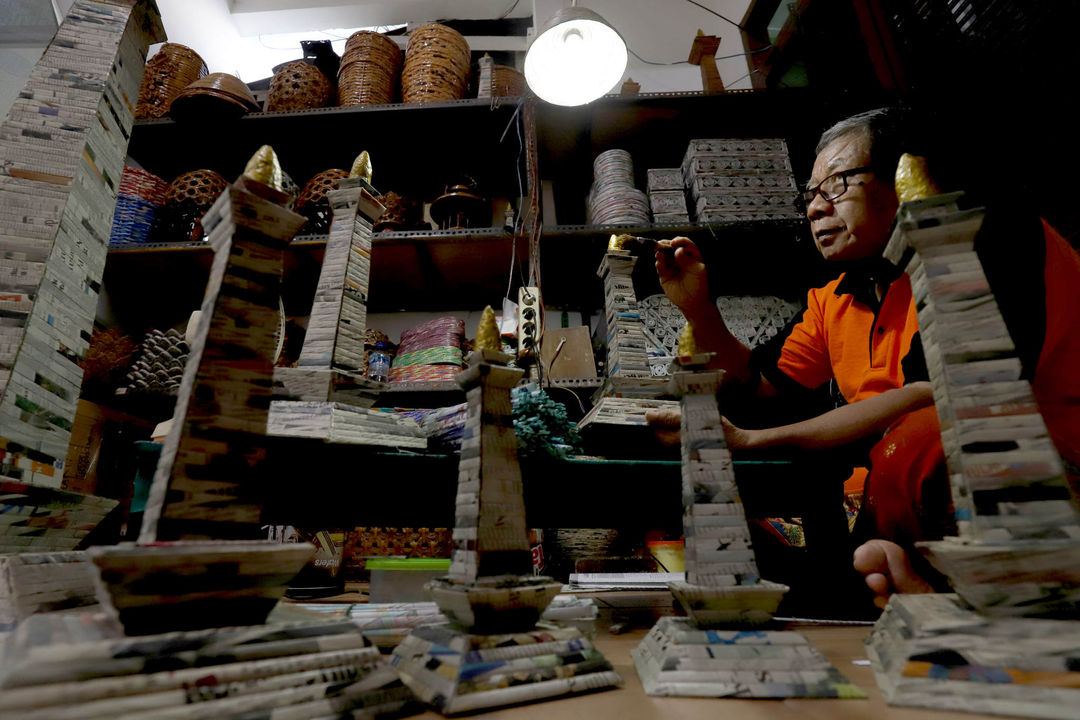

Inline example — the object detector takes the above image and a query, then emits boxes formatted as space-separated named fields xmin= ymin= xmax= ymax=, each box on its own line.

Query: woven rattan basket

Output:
xmin=295 ymin=169 xmax=349 ymax=235
xmin=491 ymin=65 xmax=526 ymax=97
xmin=155 ymin=169 xmax=228 ymax=242
xmin=136 ymin=43 xmax=208 ymax=119
xmin=268 ymin=61 xmax=335 ymax=112
xmin=402 ymin=24 xmax=471 ymax=104
xmin=338 ymin=31 xmax=402 ymax=106
xmin=109 ymin=167 xmax=169 ymax=246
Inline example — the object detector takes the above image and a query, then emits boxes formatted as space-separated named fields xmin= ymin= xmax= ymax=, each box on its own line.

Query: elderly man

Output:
xmin=650 ymin=108 xmax=1080 ymax=608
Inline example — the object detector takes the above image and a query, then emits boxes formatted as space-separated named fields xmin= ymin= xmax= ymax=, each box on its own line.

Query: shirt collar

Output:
xmin=833 ymin=258 xmax=904 ymax=309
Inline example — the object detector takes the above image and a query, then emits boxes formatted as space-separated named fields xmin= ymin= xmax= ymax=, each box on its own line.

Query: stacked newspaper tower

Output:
xmin=138 ymin=166 xmax=307 ymax=544
xmin=392 ymin=349 xmax=621 ymax=714
xmin=269 ymin=177 xmax=424 ymax=445
xmin=681 ymin=138 xmax=801 ymax=222
xmin=597 ymin=248 xmax=650 ymax=378
xmin=0 ymin=0 xmax=163 ymax=487
xmin=633 ymin=361 xmax=863 ymax=699
xmin=646 ymin=168 xmax=690 ymax=224
xmin=0 ymin=609 xmax=416 ymax=718
xmin=867 ymin=193 xmax=1080 ymax=718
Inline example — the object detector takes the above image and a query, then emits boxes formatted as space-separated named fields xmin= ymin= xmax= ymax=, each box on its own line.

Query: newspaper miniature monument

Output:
xmin=597 ymin=242 xmax=651 ymax=380
xmin=0 ymin=0 xmax=161 ymax=630
xmin=866 ymin=182 xmax=1080 ymax=718
xmin=267 ymin=156 xmax=427 ymax=448
xmin=632 ymin=352 xmax=864 ymax=698
xmin=392 ymin=316 xmax=621 ymax=714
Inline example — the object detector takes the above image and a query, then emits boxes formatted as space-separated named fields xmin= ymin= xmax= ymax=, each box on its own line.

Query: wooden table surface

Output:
xmin=406 ymin=623 xmax=1001 ymax=720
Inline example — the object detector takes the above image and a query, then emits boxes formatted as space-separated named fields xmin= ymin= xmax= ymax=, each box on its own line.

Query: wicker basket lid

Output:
xmin=163 ymin=169 xmax=229 ymax=207
xmin=268 ymin=61 xmax=335 ymax=112
xmin=170 ymin=73 xmax=261 ymax=120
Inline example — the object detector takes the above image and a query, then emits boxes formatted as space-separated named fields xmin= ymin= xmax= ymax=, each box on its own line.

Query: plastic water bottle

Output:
xmin=367 ymin=342 xmax=391 ymax=382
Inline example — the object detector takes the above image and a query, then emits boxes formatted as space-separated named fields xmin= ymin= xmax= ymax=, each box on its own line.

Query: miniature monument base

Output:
xmin=392 ymin=622 xmax=622 ymax=714
xmin=88 ymin=541 xmax=315 ymax=635
xmin=426 ymin=575 xmax=563 ymax=634
xmin=633 ymin=616 xmax=865 ymax=699
xmin=919 ymin=538 xmax=1080 ymax=618
xmin=867 ymin=594 xmax=1080 ymax=719
xmin=668 ymin=580 xmax=789 ymax=627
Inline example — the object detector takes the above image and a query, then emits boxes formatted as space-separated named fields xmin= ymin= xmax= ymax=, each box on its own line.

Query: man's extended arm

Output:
xmin=727 ymin=382 xmax=934 ymax=451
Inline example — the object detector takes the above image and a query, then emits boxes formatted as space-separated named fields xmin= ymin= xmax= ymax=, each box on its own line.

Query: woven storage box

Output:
xmin=402 ymin=23 xmax=471 ymax=104
xmin=295 ymin=168 xmax=349 ymax=235
xmin=155 ymin=169 xmax=228 ymax=242
xmin=136 ymin=43 xmax=207 ymax=119
xmin=490 ymin=64 xmax=526 ymax=97
xmin=338 ymin=31 xmax=402 ymax=106
xmin=110 ymin=167 xmax=169 ymax=246
xmin=268 ymin=61 xmax=334 ymax=112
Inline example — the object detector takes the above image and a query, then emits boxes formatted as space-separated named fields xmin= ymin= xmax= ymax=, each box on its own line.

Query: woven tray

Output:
xmin=268 ymin=61 xmax=335 ymax=112
xmin=402 ymin=23 xmax=471 ymax=103
xmin=136 ymin=43 xmax=207 ymax=119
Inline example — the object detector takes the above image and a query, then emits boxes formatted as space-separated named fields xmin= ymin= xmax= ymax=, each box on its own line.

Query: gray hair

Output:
xmin=816 ymin=108 xmax=909 ymax=184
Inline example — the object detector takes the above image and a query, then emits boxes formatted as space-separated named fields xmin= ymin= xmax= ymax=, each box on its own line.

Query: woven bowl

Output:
xmin=156 ymin=169 xmax=228 ymax=242
xmin=339 ymin=31 xmax=402 ymax=106
xmin=295 ymin=168 xmax=349 ymax=235
xmin=170 ymin=73 xmax=261 ymax=121
xmin=136 ymin=43 xmax=207 ymax=119
xmin=491 ymin=65 xmax=526 ymax=97
xmin=268 ymin=61 xmax=335 ymax=112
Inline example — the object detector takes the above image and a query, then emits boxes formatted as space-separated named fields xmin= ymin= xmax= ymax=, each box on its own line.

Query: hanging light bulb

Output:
xmin=524 ymin=6 xmax=628 ymax=106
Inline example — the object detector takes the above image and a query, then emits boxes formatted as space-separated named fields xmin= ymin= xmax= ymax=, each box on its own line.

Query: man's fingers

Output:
xmin=645 ymin=407 xmax=681 ymax=428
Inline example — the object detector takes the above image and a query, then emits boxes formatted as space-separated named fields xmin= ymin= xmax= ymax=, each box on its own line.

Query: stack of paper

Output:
xmin=681 ymin=139 xmax=801 ymax=223
xmin=0 ymin=552 xmax=95 ymax=633
xmin=646 ymin=167 xmax=690 ymax=224
xmin=578 ymin=396 xmax=679 ymax=430
xmin=0 ymin=480 xmax=117 ymax=554
xmin=0 ymin=609 xmax=415 ymax=719
xmin=266 ymin=400 xmax=427 ymax=448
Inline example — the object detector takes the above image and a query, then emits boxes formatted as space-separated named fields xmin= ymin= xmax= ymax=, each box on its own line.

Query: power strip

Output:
xmin=517 ymin=286 xmax=540 ymax=359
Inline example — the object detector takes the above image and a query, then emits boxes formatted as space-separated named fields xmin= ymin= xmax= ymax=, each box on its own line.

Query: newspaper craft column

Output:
xmin=597 ymin=247 xmax=650 ymax=379
xmin=266 ymin=160 xmax=427 ymax=448
xmin=393 ymin=337 xmax=621 ymax=714
xmin=0 ymin=0 xmax=163 ymax=489
xmin=632 ymin=357 xmax=864 ymax=698
xmin=138 ymin=154 xmax=307 ymax=543
xmin=866 ymin=188 xmax=1080 ymax=718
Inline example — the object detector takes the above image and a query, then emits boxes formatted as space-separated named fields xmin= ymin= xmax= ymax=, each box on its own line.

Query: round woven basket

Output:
xmin=402 ymin=24 xmax=471 ymax=104
xmin=374 ymin=191 xmax=423 ymax=232
xmin=156 ymin=169 xmax=228 ymax=242
xmin=268 ymin=61 xmax=335 ymax=112
xmin=338 ymin=31 xmax=402 ymax=106
xmin=118 ymin=166 xmax=168 ymax=205
xmin=110 ymin=167 xmax=169 ymax=246
xmin=491 ymin=65 xmax=526 ymax=97
xmin=136 ymin=43 xmax=208 ymax=119
xmin=295 ymin=169 xmax=349 ymax=235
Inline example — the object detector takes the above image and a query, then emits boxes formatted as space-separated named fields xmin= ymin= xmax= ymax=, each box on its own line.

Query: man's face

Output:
xmin=806 ymin=131 xmax=898 ymax=263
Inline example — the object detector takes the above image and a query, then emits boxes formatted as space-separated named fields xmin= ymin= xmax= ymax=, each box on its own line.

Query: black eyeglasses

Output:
xmin=801 ymin=166 xmax=874 ymax=205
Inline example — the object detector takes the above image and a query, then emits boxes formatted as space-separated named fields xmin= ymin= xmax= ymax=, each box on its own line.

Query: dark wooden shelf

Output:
xmin=127 ymin=97 xmax=526 ymax=208
xmin=103 ymin=228 xmax=528 ymax=332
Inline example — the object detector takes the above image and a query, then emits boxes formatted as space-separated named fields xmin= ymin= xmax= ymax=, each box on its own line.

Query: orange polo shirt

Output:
xmin=776 ymin=272 xmax=920 ymax=404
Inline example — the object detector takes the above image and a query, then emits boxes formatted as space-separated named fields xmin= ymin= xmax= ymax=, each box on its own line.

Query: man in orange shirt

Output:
xmin=650 ymin=108 xmax=1080 ymax=608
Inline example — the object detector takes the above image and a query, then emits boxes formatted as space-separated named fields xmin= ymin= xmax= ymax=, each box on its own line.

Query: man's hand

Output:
xmin=646 ymin=408 xmax=759 ymax=450
xmin=656 ymin=237 xmax=711 ymax=319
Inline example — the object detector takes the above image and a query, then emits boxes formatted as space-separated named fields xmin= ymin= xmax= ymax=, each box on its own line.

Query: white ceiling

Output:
xmin=154 ymin=0 xmax=753 ymax=92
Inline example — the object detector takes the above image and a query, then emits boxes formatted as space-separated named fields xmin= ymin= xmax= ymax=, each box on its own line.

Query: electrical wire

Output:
xmin=498 ymin=0 xmax=522 ymax=20
xmin=681 ymin=0 xmax=747 ymax=31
